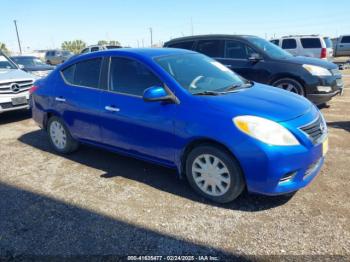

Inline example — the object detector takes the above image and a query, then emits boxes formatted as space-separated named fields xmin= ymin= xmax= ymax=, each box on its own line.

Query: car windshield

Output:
xmin=0 ymin=54 xmax=17 ymax=69
xmin=323 ymin=37 xmax=333 ymax=48
xmin=155 ymin=53 xmax=247 ymax=94
xmin=244 ymin=36 xmax=293 ymax=59
xmin=12 ymin=57 xmax=46 ymax=67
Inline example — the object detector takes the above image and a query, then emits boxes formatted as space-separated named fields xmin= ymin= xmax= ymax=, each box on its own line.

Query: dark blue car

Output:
xmin=30 ymin=48 xmax=328 ymax=203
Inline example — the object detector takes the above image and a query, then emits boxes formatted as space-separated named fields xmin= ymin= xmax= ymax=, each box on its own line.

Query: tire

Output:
xmin=185 ymin=145 xmax=245 ymax=203
xmin=47 ymin=116 xmax=79 ymax=154
xmin=272 ymin=78 xmax=305 ymax=96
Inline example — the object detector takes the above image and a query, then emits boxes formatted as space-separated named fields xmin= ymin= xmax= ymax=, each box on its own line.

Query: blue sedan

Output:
xmin=30 ymin=48 xmax=328 ymax=203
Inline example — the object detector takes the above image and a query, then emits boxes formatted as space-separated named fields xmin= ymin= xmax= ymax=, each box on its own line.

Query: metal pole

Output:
xmin=149 ymin=27 xmax=153 ymax=47
xmin=14 ymin=20 xmax=22 ymax=54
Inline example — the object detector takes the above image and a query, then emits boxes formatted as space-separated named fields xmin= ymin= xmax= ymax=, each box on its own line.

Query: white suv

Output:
xmin=270 ymin=35 xmax=333 ymax=60
xmin=0 ymin=52 xmax=36 ymax=113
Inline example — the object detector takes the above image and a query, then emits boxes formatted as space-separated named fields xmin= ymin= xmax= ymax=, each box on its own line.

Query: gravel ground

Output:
xmin=0 ymin=76 xmax=349 ymax=261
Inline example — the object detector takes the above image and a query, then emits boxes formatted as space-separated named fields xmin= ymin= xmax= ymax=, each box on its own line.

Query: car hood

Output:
xmin=25 ymin=65 xmax=55 ymax=71
xmin=0 ymin=69 xmax=36 ymax=82
xmin=201 ymin=83 xmax=313 ymax=123
xmin=283 ymin=56 xmax=337 ymax=69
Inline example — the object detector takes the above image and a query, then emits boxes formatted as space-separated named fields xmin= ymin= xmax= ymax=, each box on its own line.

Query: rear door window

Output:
xmin=300 ymin=38 xmax=322 ymax=48
xmin=61 ymin=58 xmax=102 ymax=88
xmin=341 ymin=36 xmax=350 ymax=43
xmin=168 ymin=41 xmax=195 ymax=50
xmin=196 ymin=40 xmax=224 ymax=58
xmin=282 ymin=39 xmax=297 ymax=49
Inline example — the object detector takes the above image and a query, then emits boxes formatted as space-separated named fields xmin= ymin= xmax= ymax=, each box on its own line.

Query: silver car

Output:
xmin=270 ymin=35 xmax=333 ymax=60
xmin=0 ymin=52 xmax=36 ymax=113
xmin=334 ymin=35 xmax=350 ymax=57
xmin=44 ymin=50 xmax=73 ymax=65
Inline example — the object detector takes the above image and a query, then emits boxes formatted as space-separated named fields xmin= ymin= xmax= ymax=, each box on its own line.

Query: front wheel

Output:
xmin=47 ymin=116 xmax=79 ymax=154
xmin=272 ymin=78 xmax=305 ymax=96
xmin=185 ymin=145 xmax=245 ymax=203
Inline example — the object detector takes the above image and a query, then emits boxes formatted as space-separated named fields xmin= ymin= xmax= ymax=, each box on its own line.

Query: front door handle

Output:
xmin=55 ymin=97 xmax=66 ymax=102
xmin=105 ymin=105 xmax=120 ymax=112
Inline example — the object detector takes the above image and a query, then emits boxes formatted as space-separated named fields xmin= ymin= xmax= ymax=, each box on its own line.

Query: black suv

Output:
xmin=164 ymin=35 xmax=343 ymax=105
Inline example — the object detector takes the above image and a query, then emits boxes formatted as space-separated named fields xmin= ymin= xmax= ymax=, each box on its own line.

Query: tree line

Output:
xmin=61 ymin=40 xmax=121 ymax=54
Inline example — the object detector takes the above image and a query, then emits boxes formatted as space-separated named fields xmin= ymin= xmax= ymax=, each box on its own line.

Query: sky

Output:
xmin=1 ymin=0 xmax=349 ymax=52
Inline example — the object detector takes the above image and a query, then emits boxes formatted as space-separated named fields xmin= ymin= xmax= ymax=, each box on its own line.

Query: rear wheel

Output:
xmin=47 ymin=116 xmax=79 ymax=154
xmin=185 ymin=145 xmax=245 ymax=203
xmin=272 ymin=78 xmax=305 ymax=96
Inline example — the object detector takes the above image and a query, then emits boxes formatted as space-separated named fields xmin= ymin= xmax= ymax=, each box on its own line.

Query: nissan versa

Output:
xmin=30 ymin=49 xmax=328 ymax=203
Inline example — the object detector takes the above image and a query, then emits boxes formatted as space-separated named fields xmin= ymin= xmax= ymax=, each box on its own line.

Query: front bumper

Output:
xmin=306 ymin=75 xmax=344 ymax=105
xmin=229 ymin=109 xmax=327 ymax=195
xmin=0 ymin=92 xmax=30 ymax=113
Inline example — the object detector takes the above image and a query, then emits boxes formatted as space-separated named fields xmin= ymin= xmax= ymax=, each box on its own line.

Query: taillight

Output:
xmin=29 ymin=85 xmax=39 ymax=95
xmin=320 ymin=48 xmax=327 ymax=59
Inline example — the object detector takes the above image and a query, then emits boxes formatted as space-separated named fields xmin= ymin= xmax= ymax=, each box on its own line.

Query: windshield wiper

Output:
xmin=193 ymin=90 xmax=221 ymax=96
xmin=223 ymin=81 xmax=254 ymax=92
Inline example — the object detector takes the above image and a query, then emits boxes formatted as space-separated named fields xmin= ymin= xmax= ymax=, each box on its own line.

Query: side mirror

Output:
xmin=143 ymin=86 xmax=175 ymax=103
xmin=248 ymin=53 xmax=263 ymax=63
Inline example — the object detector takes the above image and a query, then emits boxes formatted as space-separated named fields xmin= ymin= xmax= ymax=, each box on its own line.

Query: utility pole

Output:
xmin=149 ymin=27 xmax=153 ymax=47
xmin=13 ymin=20 xmax=22 ymax=54
xmin=190 ymin=18 xmax=194 ymax=35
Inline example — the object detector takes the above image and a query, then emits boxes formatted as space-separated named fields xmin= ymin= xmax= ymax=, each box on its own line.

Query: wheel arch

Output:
xmin=268 ymin=73 xmax=306 ymax=87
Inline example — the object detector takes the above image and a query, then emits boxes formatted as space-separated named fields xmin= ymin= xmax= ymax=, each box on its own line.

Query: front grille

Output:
xmin=0 ymin=80 xmax=34 ymax=94
xmin=300 ymin=116 xmax=326 ymax=144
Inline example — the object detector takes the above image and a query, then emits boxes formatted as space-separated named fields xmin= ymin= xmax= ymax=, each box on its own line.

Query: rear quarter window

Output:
xmin=300 ymin=38 xmax=322 ymax=48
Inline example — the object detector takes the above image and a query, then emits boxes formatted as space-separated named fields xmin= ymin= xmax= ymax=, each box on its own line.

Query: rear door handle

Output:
xmin=105 ymin=105 xmax=120 ymax=112
xmin=55 ymin=97 xmax=66 ymax=102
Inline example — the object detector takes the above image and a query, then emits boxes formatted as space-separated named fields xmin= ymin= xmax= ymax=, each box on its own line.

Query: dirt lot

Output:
xmin=0 ymin=76 xmax=349 ymax=261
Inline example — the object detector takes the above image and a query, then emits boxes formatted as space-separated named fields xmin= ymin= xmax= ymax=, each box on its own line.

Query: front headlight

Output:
xmin=233 ymin=116 xmax=299 ymax=146
xmin=302 ymin=64 xmax=331 ymax=76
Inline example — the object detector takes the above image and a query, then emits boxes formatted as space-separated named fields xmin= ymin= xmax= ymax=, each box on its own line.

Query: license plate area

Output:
xmin=322 ymin=137 xmax=328 ymax=156
xmin=11 ymin=96 xmax=27 ymax=106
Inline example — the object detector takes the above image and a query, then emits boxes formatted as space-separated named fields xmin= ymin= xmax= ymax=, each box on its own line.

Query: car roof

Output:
xmin=165 ymin=34 xmax=257 ymax=44
xmin=62 ymin=48 xmax=195 ymax=69
xmin=82 ymin=48 xmax=194 ymax=59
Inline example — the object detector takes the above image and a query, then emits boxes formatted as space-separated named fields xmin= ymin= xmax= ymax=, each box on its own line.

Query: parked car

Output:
xmin=0 ymin=52 xmax=36 ymax=113
xmin=334 ymin=35 xmax=350 ymax=57
xmin=45 ymin=50 xmax=73 ymax=65
xmin=31 ymin=48 xmax=328 ymax=203
xmin=10 ymin=56 xmax=55 ymax=78
xmin=164 ymin=35 xmax=343 ymax=105
xmin=270 ymin=35 xmax=333 ymax=60
xmin=80 ymin=45 xmax=122 ymax=54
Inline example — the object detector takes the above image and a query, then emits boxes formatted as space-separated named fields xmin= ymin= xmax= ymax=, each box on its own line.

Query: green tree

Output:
xmin=61 ymin=40 xmax=86 ymax=54
xmin=0 ymin=42 xmax=9 ymax=55
xmin=97 ymin=40 xmax=121 ymax=46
